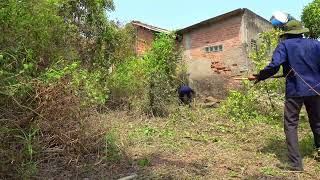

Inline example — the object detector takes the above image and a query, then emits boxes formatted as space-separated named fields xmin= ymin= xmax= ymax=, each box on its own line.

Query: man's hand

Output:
xmin=248 ymin=74 xmax=260 ymax=84
xmin=248 ymin=75 xmax=257 ymax=81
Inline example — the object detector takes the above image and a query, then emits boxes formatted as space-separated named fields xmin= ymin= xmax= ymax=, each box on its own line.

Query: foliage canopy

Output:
xmin=302 ymin=0 xmax=320 ymax=39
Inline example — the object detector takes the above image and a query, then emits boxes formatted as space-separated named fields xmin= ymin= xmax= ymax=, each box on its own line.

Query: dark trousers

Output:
xmin=284 ymin=96 xmax=320 ymax=168
xmin=179 ymin=93 xmax=192 ymax=105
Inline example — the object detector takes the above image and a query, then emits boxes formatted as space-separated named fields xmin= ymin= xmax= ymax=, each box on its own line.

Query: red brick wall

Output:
xmin=182 ymin=15 xmax=246 ymax=98
xmin=135 ymin=26 xmax=155 ymax=55
xmin=183 ymin=15 xmax=244 ymax=75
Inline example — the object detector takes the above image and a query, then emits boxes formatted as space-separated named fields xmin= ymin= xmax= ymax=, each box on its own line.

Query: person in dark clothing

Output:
xmin=250 ymin=20 xmax=320 ymax=172
xmin=178 ymin=85 xmax=195 ymax=105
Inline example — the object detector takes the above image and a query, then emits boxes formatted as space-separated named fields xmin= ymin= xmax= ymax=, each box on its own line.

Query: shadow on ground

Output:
xmin=244 ymin=174 xmax=292 ymax=180
xmin=70 ymin=152 xmax=210 ymax=179
xmin=260 ymin=133 xmax=315 ymax=164
xmin=131 ymin=152 xmax=210 ymax=179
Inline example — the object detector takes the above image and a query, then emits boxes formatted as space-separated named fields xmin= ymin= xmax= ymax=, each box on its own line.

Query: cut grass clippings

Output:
xmin=33 ymin=106 xmax=319 ymax=179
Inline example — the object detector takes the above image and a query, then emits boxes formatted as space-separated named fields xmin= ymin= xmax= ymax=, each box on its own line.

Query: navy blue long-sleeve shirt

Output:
xmin=178 ymin=85 xmax=194 ymax=95
xmin=259 ymin=37 xmax=320 ymax=97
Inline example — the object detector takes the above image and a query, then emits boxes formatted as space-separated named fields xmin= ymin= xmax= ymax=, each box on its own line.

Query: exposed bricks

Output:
xmin=183 ymin=15 xmax=243 ymax=78
xmin=186 ymin=22 xmax=243 ymax=71
xmin=135 ymin=26 xmax=156 ymax=55
xmin=131 ymin=9 xmax=272 ymax=99
xmin=180 ymin=15 xmax=249 ymax=98
xmin=211 ymin=59 xmax=232 ymax=74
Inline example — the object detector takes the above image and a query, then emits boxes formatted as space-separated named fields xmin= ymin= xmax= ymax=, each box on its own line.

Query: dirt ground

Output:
xmin=41 ymin=107 xmax=320 ymax=179
xmin=88 ymin=107 xmax=319 ymax=180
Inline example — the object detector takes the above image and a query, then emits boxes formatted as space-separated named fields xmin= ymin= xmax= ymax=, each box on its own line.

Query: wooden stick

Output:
xmin=233 ymin=77 xmax=250 ymax=80
xmin=118 ymin=174 xmax=138 ymax=180
xmin=233 ymin=75 xmax=284 ymax=81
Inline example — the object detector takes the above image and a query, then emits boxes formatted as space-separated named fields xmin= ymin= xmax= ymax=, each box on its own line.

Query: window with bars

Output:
xmin=204 ymin=45 xmax=223 ymax=53
xmin=250 ymin=39 xmax=257 ymax=51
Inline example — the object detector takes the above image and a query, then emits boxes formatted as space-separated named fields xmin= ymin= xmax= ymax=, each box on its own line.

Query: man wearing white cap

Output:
xmin=270 ymin=11 xmax=295 ymax=28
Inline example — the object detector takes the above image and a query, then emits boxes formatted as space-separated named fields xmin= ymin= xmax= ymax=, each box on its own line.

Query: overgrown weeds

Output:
xmin=217 ymin=30 xmax=284 ymax=125
xmin=2 ymin=1 xmax=299 ymax=179
xmin=107 ymin=33 xmax=184 ymax=116
xmin=1 ymin=1 xmax=185 ymax=178
xmin=102 ymin=106 xmax=319 ymax=179
xmin=0 ymin=0 xmax=135 ymax=178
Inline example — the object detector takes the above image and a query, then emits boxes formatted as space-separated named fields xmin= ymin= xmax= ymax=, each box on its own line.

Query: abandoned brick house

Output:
xmin=131 ymin=21 xmax=170 ymax=55
xmin=132 ymin=8 xmax=273 ymax=98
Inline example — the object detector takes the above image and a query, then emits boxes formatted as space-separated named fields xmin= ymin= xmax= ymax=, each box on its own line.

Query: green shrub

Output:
xmin=108 ymin=33 xmax=183 ymax=115
xmin=302 ymin=0 xmax=320 ymax=39
xmin=105 ymin=132 xmax=122 ymax=163
xmin=217 ymin=30 xmax=284 ymax=124
xmin=0 ymin=0 xmax=131 ymax=178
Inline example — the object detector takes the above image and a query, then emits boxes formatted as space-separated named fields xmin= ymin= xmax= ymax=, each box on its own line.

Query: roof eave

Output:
xmin=177 ymin=8 xmax=245 ymax=34
xmin=132 ymin=21 xmax=171 ymax=34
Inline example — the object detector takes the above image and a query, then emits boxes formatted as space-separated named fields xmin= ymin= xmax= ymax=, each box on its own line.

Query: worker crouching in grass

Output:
xmin=178 ymin=84 xmax=195 ymax=106
xmin=250 ymin=20 xmax=320 ymax=172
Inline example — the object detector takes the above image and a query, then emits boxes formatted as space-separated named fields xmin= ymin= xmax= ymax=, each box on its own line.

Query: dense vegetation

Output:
xmin=108 ymin=33 xmax=183 ymax=116
xmin=218 ymin=30 xmax=285 ymax=124
xmin=0 ymin=0 xmax=182 ymax=178
xmin=1 ymin=0 xmax=319 ymax=179
xmin=220 ymin=0 xmax=320 ymax=123
xmin=302 ymin=0 xmax=320 ymax=39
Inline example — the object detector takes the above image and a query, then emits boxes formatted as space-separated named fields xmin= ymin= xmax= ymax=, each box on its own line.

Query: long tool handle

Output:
xmin=233 ymin=75 xmax=284 ymax=81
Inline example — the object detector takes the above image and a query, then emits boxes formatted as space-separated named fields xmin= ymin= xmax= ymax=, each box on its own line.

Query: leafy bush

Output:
xmin=217 ymin=30 xmax=284 ymax=124
xmin=0 ymin=0 xmax=135 ymax=178
xmin=108 ymin=33 xmax=183 ymax=115
xmin=302 ymin=0 xmax=320 ymax=39
xmin=108 ymin=57 xmax=149 ymax=108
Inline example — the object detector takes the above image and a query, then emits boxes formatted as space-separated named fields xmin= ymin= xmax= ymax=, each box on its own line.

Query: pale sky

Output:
xmin=109 ymin=0 xmax=313 ymax=30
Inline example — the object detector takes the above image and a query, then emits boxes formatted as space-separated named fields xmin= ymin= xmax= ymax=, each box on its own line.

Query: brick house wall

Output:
xmin=131 ymin=10 xmax=272 ymax=99
xmin=132 ymin=21 xmax=170 ymax=56
xmin=179 ymin=9 xmax=272 ymax=99
xmin=240 ymin=10 xmax=274 ymax=70
xmin=183 ymin=15 xmax=244 ymax=75
xmin=135 ymin=26 xmax=156 ymax=55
